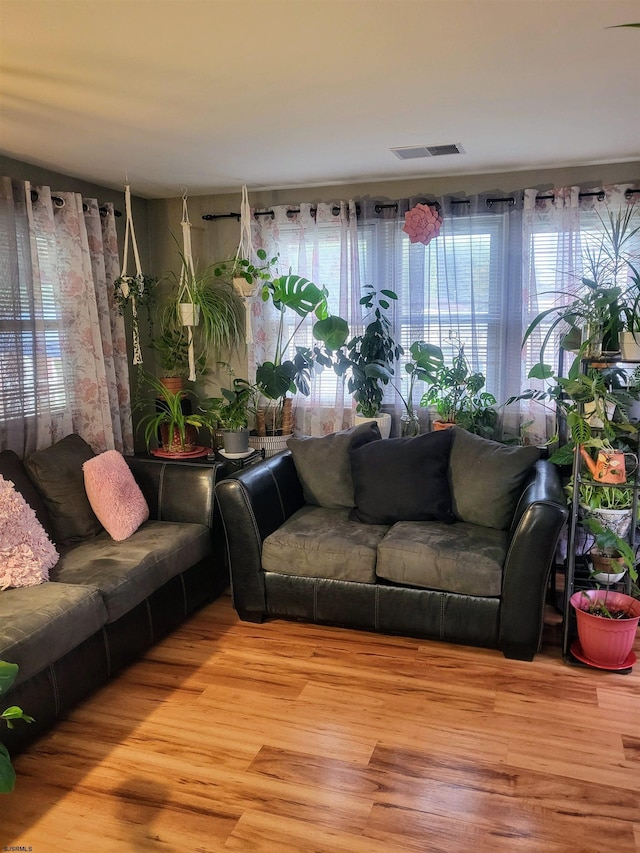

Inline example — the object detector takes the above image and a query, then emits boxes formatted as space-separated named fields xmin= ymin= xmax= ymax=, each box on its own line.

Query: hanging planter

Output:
xmin=178 ymin=303 xmax=200 ymax=327
xmin=115 ymin=183 xmax=157 ymax=365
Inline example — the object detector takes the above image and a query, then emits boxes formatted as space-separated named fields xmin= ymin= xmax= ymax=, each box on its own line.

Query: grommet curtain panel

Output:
xmin=0 ymin=177 xmax=133 ymax=458
xmin=249 ymin=184 xmax=638 ymax=442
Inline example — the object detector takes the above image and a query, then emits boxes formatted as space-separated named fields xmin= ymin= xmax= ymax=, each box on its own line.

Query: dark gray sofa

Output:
xmin=216 ymin=427 xmax=568 ymax=661
xmin=0 ymin=439 xmax=227 ymax=754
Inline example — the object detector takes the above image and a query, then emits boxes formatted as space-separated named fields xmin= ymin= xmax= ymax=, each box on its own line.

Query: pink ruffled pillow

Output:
xmin=0 ymin=474 xmax=58 ymax=590
xmin=83 ymin=451 xmax=149 ymax=541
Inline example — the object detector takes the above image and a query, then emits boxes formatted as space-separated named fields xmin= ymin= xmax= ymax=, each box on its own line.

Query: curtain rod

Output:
xmin=203 ymin=188 xmax=637 ymax=222
xmin=29 ymin=189 xmax=122 ymax=217
xmin=202 ymin=200 xmax=444 ymax=221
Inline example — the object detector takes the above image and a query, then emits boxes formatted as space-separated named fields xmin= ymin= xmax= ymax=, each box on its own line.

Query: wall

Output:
xmin=147 ymin=160 xmax=640 ymax=394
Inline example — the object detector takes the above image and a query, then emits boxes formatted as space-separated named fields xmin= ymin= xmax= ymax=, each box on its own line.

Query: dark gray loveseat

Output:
xmin=0 ymin=435 xmax=227 ymax=755
xmin=216 ymin=426 xmax=568 ymax=660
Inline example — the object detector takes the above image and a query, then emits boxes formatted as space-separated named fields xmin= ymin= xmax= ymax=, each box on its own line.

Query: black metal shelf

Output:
xmin=561 ymin=356 xmax=640 ymax=663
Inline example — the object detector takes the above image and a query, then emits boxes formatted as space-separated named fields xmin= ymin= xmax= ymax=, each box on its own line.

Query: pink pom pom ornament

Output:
xmin=402 ymin=203 xmax=443 ymax=245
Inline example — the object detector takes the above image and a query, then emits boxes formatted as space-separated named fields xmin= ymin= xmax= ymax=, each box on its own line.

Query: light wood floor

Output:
xmin=1 ymin=591 xmax=639 ymax=852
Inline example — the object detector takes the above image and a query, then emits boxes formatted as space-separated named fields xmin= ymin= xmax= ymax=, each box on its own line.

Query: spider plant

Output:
xmin=135 ymin=373 xmax=214 ymax=452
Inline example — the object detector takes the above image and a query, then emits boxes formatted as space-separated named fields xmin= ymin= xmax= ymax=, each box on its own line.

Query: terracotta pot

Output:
xmin=159 ymin=423 xmax=198 ymax=453
xmin=433 ymin=420 xmax=456 ymax=431
xmin=159 ymin=376 xmax=184 ymax=396
xmin=570 ymin=589 xmax=640 ymax=667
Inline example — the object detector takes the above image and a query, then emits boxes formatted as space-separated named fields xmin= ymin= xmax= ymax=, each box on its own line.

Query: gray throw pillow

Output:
xmin=448 ymin=428 xmax=541 ymax=530
xmin=287 ymin=422 xmax=381 ymax=508
xmin=350 ymin=429 xmax=456 ymax=525
xmin=25 ymin=434 xmax=103 ymax=544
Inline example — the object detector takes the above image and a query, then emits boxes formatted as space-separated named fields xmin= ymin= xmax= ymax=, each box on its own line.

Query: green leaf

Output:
xmin=0 ymin=662 xmax=18 ymax=696
xmin=312 ymin=316 xmax=349 ymax=350
xmin=528 ymin=363 xmax=555 ymax=380
xmin=0 ymin=743 xmax=15 ymax=793
xmin=256 ymin=248 xmax=267 ymax=260
xmin=380 ymin=289 xmax=398 ymax=300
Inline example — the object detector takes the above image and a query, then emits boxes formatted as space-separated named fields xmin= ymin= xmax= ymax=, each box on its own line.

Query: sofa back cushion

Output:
xmin=350 ymin=429 xmax=455 ymax=525
xmin=287 ymin=421 xmax=381 ymax=508
xmin=25 ymin=434 xmax=103 ymax=544
xmin=0 ymin=449 xmax=52 ymax=535
xmin=448 ymin=428 xmax=541 ymax=530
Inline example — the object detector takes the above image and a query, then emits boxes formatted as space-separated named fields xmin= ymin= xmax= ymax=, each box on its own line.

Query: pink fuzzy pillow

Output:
xmin=83 ymin=451 xmax=149 ymax=541
xmin=0 ymin=474 xmax=58 ymax=590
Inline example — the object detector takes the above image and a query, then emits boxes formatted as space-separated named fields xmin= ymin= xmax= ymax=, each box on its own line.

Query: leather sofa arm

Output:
xmin=125 ymin=457 xmax=217 ymax=528
xmin=499 ymin=460 xmax=568 ymax=659
xmin=215 ymin=451 xmax=305 ymax=620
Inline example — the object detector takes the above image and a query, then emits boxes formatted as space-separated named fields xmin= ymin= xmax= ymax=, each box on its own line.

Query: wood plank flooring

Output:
xmin=1 ymin=591 xmax=639 ymax=852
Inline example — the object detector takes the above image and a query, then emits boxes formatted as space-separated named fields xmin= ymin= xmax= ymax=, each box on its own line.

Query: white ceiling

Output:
xmin=1 ymin=0 xmax=639 ymax=199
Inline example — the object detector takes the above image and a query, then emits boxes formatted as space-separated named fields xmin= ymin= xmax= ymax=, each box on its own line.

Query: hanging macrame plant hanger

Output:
xmin=120 ymin=182 xmax=146 ymax=365
xmin=233 ymin=185 xmax=258 ymax=343
xmin=179 ymin=192 xmax=199 ymax=381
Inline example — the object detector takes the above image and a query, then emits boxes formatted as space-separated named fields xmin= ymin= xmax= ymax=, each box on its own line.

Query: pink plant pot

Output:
xmin=570 ymin=590 xmax=640 ymax=667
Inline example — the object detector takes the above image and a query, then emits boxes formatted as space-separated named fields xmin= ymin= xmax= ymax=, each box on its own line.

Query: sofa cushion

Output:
xmin=350 ymin=429 xmax=455 ymax=525
xmin=287 ymin=422 xmax=381 ymax=508
xmin=51 ymin=520 xmax=211 ymax=622
xmin=25 ymin=434 xmax=103 ymax=544
xmin=448 ymin=428 xmax=541 ymax=530
xmin=0 ymin=449 xmax=52 ymax=535
xmin=0 ymin=582 xmax=107 ymax=686
xmin=262 ymin=505 xmax=390 ymax=584
xmin=83 ymin=450 xmax=149 ymax=541
xmin=376 ymin=520 xmax=509 ymax=597
xmin=0 ymin=474 xmax=59 ymax=590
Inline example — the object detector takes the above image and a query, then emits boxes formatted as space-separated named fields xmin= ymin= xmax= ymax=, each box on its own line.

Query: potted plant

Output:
xmin=333 ymin=284 xmax=402 ymax=439
xmin=419 ymin=332 xmax=497 ymax=438
xmin=135 ymin=373 xmax=214 ymax=455
xmin=523 ymin=205 xmax=640 ymax=364
xmin=392 ymin=340 xmax=445 ymax=437
xmin=569 ymin=514 xmax=640 ymax=669
xmin=249 ymin=270 xmax=349 ymax=454
xmin=201 ymin=377 xmax=256 ymax=455
xmin=162 ymin=253 xmax=245 ymax=377
xmin=511 ymin=360 xmax=638 ymax=467
xmin=1 ymin=661 xmax=33 ymax=793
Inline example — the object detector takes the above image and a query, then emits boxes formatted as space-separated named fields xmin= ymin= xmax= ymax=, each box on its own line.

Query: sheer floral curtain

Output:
xmin=0 ymin=177 xmax=132 ymax=458
xmin=251 ymin=201 xmax=359 ymax=435
xmin=521 ymin=183 xmax=639 ymax=445
xmin=357 ymin=195 xmax=523 ymax=435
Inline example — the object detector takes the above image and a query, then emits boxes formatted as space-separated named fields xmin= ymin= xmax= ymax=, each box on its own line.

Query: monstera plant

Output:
xmin=254 ymin=272 xmax=349 ymax=434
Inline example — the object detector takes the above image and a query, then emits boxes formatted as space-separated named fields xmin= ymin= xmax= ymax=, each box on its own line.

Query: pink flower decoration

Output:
xmin=402 ymin=203 xmax=443 ymax=245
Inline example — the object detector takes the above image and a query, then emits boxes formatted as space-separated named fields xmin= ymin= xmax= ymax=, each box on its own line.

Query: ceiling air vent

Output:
xmin=390 ymin=143 xmax=464 ymax=160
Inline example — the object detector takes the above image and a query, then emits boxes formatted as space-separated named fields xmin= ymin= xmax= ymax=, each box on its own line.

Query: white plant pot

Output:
xmin=621 ymin=332 xmax=640 ymax=361
xmin=179 ymin=303 xmax=200 ymax=327
xmin=249 ymin=433 xmax=293 ymax=458
xmin=580 ymin=504 xmax=633 ymax=539
xmin=583 ymin=400 xmax=616 ymax=430
xmin=354 ymin=412 xmax=392 ymax=439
